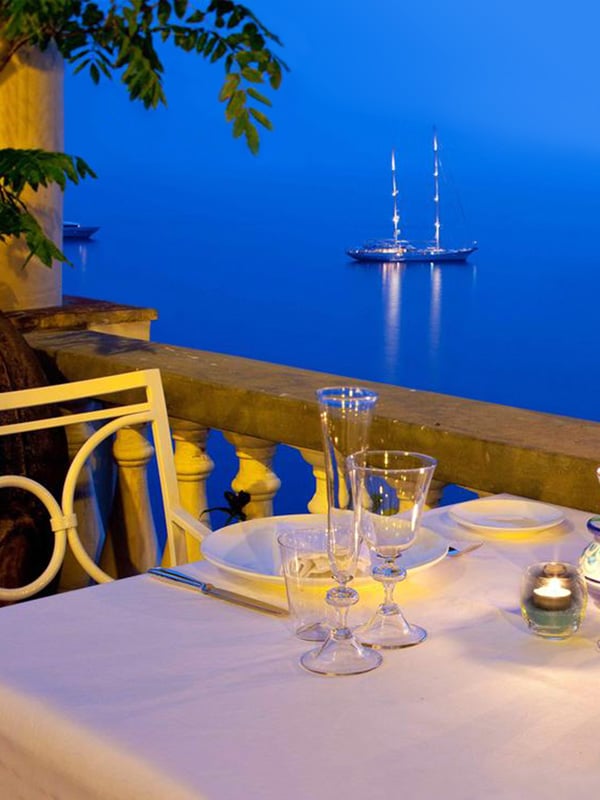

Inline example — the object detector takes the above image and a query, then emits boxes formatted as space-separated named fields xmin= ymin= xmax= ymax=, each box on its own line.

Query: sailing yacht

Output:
xmin=63 ymin=221 xmax=100 ymax=240
xmin=347 ymin=131 xmax=477 ymax=264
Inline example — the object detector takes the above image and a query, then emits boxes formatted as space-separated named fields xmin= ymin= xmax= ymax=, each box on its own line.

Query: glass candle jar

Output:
xmin=520 ymin=562 xmax=587 ymax=639
xmin=579 ymin=516 xmax=600 ymax=607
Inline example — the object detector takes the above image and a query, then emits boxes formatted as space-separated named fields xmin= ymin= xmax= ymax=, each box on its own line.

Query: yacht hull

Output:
xmin=347 ymin=245 xmax=477 ymax=264
xmin=63 ymin=224 xmax=99 ymax=240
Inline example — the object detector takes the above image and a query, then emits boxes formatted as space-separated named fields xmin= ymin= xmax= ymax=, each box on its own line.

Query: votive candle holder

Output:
xmin=520 ymin=562 xmax=587 ymax=640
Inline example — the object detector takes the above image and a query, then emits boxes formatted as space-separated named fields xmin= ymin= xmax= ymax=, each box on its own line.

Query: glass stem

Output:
xmin=378 ymin=558 xmax=402 ymax=613
xmin=326 ymin=584 xmax=357 ymax=639
xmin=382 ymin=577 xmax=396 ymax=609
xmin=333 ymin=603 xmax=351 ymax=638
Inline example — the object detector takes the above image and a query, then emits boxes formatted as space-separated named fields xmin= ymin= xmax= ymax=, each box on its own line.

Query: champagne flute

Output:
xmin=348 ymin=450 xmax=437 ymax=649
xmin=300 ymin=387 xmax=382 ymax=676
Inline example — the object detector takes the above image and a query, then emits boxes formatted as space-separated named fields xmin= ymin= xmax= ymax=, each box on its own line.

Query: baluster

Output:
xmin=296 ymin=447 xmax=328 ymax=514
xmin=223 ymin=433 xmax=281 ymax=520
xmin=103 ymin=425 xmax=159 ymax=576
xmin=171 ymin=420 xmax=214 ymax=561
xmin=59 ymin=418 xmax=107 ymax=590
xmin=426 ymin=478 xmax=446 ymax=510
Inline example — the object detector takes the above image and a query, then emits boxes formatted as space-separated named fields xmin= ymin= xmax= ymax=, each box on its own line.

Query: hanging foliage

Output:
xmin=0 ymin=0 xmax=287 ymax=266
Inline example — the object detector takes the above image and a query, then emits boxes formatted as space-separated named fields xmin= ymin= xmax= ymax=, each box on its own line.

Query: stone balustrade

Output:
xmin=22 ymin=327 xmax=600 ymax=530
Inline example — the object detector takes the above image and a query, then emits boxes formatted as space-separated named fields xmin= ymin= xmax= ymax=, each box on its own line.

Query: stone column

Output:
xmin=223 ymin=433 xmax=281 ymax=520
xmin=103 ymin=425 xmax=159 ymax=576
xmin=0 ymin=43 xmax=64 ymax=310
xmin=171 ymin=420 xmax=214 ymax=560
xmin=296 ymin=447 xmax=327 ymax=514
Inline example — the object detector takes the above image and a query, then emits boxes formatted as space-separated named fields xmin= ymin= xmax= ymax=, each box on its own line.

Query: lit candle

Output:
xmin=532 ymin=577 xmax=572 ymax=611
xmin=521 ymin=561 xmax=586 ymax=639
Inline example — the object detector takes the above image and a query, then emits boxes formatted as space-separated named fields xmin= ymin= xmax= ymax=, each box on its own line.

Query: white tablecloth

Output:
xmin=1 ymin=496 xmax=599 ymax=800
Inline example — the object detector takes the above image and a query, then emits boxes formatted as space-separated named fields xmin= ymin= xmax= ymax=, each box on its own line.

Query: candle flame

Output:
xmin=534 ymin=577 xmax=571 ymax=599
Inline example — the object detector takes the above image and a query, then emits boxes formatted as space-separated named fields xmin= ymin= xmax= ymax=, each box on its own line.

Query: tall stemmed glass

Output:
xmin=300 ymin=387 xmax=382 ymax=676
xmin=349 ymin=450 xmax=437 ymax=649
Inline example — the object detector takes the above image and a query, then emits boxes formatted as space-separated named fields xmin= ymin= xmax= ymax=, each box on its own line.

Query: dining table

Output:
xmin=0 ymin=493 xmax=599 ymax=800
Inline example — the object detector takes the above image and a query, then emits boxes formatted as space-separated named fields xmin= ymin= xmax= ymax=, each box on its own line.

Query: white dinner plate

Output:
xmin=201 ymin=514 xmax=449 ymax=585
xmin=448 ymin=497 xmax=564 ymax=533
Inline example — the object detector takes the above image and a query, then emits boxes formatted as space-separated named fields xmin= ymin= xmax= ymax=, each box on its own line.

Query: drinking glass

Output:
xmin=349 ymin=450 xmax=437 ymax=648
xmin=300 ymin=387 xmax=382 ymax=675
xmin=278 ymin=528 xmax=334 ymax=642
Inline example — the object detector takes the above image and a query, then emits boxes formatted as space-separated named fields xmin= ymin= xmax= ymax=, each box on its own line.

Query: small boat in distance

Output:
xmin=347 ymin=131 xmax=477 ymax=264
xmin=63 ymin=221 xmax=100 ymax=240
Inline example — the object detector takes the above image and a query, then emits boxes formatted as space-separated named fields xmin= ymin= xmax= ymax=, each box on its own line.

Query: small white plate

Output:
xmin=448 ymin=497 xmax=564 ymax=533
xmin=201 ymin=514 xmax=449 ymax=585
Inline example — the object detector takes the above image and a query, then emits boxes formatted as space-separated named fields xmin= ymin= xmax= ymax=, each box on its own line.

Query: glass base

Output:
xmin=526 ymin=619 xmax=579 ymax=640
xmin=300 ymin=633 xmax=383 ymax=676
xmin=357 ymin=608 xmax=427 ymax=649
xmin=522 ymin=600 xmax=583 ymax=640
xmin=296 ymin=621 xmax=330 ymax=642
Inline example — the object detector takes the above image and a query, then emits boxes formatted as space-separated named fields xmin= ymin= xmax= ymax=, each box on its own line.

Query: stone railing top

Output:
xmin=26 ymin=328 xmax=600 ymax=511
xmin=6 ymin=296 xmax=158 ymax=333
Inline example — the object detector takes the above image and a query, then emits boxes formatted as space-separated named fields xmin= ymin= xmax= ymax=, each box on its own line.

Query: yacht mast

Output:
xmin=391 ymin=149 xmax=400 ymax=245
xmin=433 ymin=128 xmax=441 ymax=250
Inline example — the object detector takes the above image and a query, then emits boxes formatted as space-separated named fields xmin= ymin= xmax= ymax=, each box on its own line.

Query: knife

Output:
xmin=147 ymin=567 xmax=288 ymax=616
xmin=447 ymin=541 xmax=484 ymax=557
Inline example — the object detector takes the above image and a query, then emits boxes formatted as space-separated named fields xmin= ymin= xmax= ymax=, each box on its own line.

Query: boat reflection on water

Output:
xmin=64 ymin=241 xmax=90 ymax=271
xmin=378 ymin=260 xmax=477 ymax=381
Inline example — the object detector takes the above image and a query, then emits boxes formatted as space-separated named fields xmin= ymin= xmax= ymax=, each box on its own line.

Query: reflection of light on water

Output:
xmin=63 ymin=242 xmax=89 ymax=271
xmin=63 ymin=243 xmax=89 ymax=296
xmin=76 ymin=244 xmax=89 ymax=270
xmin=429 ymin=264 xmax=442 ymax=358
xmin=382 ymin=262 xmax=403 ymax=374
xmin=380 ymin=260 xmax=477 ymax=382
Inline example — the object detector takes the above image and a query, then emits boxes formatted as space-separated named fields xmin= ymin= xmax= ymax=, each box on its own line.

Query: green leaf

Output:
xmin=232 ymin=108 xmax=249 ymax=138
xmin=240 ymin=66 xmax=263 ymax=84
xmin=211 ymin=40 xmax=228 ymax=62
xmin=247 ymin=87 xmax=271 ymax=107
xmin=218 ymin=72 xmax=240 ymax=101
xmin=72 ymin=58 xmax=91 ymax=75
xmin=203 ymin=33 xmax=217 ymax=57
xmin=158 ymin=0 xmax=172 ymax=25
xmin=174 ymin=0 xmax=188 ymax=18
xmin=268 ymin=61 xmax=283 ymax=90
xmin=245 ymin=121 xmax=260 ymax=155
xmin=225 ymin=89 xmax=246 ymax=121
xmin=249 ymin=108 xmax=272 ymax=130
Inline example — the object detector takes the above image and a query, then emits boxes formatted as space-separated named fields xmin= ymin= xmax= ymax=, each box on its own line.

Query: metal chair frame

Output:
xmin=0 ymin=368 xmax=207 ymax=601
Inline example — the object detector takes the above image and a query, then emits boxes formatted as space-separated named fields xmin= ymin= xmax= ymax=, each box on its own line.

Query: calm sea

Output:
xmin=62 ymin=156 xmax=600 ymax=517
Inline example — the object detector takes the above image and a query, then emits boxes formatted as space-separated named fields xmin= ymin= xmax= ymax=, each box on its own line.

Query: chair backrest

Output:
xmin=0 ymin=368 xmax=206 ymax=601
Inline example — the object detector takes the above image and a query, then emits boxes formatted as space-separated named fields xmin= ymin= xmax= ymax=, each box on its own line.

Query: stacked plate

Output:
xmin=201 ymin=514 xmax=449 ymax=586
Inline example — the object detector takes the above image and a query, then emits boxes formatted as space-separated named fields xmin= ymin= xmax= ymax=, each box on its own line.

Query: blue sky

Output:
xmin=66 ymin=1 xmax=600 ymax=160
xmin=64 ymin=0 xmax=600 ymax=250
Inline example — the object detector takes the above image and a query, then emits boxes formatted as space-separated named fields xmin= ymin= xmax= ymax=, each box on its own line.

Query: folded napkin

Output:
xmin=286 ymin=552 xmax=371 ymax=579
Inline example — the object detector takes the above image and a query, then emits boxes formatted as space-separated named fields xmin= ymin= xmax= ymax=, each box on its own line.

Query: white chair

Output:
xmin=0 ymin=368 xmax=208 ymax=601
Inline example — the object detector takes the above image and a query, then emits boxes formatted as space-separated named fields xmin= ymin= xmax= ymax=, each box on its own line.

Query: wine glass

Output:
xmin=348 ymin=450 xmax=437 ymax=649
xmin=299 ymin=387 xmax=382 ymax=676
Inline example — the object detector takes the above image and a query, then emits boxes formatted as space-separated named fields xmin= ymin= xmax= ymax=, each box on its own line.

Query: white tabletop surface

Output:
xmin=1 ymin=495 xmax=599 ymax=800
